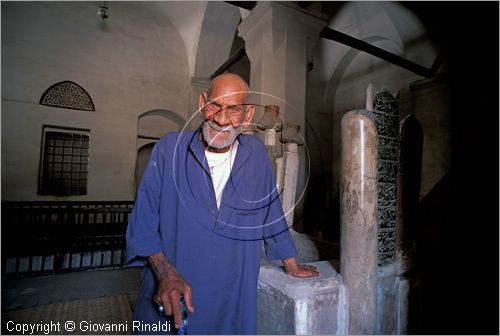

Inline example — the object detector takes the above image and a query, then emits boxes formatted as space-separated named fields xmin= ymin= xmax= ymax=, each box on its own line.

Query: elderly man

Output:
xmin=126 ymin=73 xmax=318 ymax=335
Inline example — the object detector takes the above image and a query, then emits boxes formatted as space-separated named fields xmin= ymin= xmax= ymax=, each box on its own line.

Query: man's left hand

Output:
xmin=282 ymin=257 xmax=320 ymax=278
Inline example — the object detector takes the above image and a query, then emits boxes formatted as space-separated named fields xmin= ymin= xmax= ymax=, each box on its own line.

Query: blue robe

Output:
xmin=126 ymin=130 xmax=298 ymax=334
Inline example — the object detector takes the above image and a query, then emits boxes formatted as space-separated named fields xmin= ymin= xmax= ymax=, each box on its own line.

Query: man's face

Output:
xmin=200 ymin=84 xmax=249 ymax=150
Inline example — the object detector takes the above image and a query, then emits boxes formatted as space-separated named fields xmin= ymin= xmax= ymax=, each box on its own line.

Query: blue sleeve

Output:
xmin=261 ymin=148 xmax=298 ymax=261
xmin=125 ymin=138 xmax=165 ymax=267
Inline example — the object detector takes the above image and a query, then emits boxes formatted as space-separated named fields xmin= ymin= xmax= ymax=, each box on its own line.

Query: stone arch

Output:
xmin=137 ymin=108 xmax=186 ymax=140
xmin=134 ymin=109 xmax=187 ymax=195
xmin=138 ymin=109 xmax=186 ymax=129
xmin=40 ymin=80 xmax=95 ymax=111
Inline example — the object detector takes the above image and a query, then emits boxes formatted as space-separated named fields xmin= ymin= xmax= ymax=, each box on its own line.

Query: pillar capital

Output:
xmin=239 ymin=2 xmax=327 ymax=43
xmin=238 ymin=1 xmax=327 ymax=129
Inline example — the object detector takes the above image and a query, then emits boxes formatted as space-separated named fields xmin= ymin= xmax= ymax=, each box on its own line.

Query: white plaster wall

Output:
xmin=1 ymin=2 xmax=190 ymax=201
xmin=138 ymin=116 xmax=180 ymax=139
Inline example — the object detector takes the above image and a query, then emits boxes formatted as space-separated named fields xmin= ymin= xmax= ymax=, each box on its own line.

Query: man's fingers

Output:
xmin=159 ymin=290 xmax=178 ymax=316
xmin=287 ymin=265 xmax=320 ymax=278
xmin=297 ymin=270 xmax=319 ymax=278
xmin=304 ymin=268 xmax=320 ymax=277
xmin=183 ymin=286 xmax=195 ymax=313
xmin=162 ymin=297 xmax=173 ymax=316
xmin=169 ymin=292 xmax=182 ymax=328
xmin=154 ymin=296 xmax=162 ymax=306
xmin=299 ymin=265 xmax=320 ymax=277
xmin=155 ymin=276 xmax=192 ymax=326
xmin=301 ymin=265 xmax=320 ymax=277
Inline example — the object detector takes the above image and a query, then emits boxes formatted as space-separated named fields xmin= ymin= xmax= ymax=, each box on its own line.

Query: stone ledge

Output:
xmin=258 ymin=260 xmax=344 ymax=335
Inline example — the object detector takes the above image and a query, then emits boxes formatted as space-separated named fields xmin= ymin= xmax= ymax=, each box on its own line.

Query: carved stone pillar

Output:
xmin=238 ymin=2 xmax=327 ymax=229
xmin=340 ymin=109 xmax=378 ymax=335
xmin=371 ymin=89 xmax=401 ymax=335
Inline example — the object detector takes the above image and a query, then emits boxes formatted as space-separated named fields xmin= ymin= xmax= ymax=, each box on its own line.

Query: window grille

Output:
xmin=39 ymin=127 xmax=90 ymax=196
xmin=40 ymin=81 xmax=95 ymax=111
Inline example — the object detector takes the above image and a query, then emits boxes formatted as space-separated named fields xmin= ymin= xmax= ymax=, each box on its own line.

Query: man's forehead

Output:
xmin=208 ymin=89 xmax=247 ymax=103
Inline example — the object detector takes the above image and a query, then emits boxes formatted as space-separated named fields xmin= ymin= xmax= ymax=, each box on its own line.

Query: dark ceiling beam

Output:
xmin=224 ymin=1 xmax=256 ymax=11
xmin=210 ymin=46 xmax=247 ymax=80
xmin=320 ymin=26 xmax=434 ymax=78
xmin=430 ymin=51 xmax=444 ymax=75
xmin=220 ymin=2 xmax=435 ymax=79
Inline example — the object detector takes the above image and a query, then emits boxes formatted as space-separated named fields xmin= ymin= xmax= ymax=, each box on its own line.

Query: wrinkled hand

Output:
xmin=283 ymin=257 xmax=320 ymax=278
xmin=149 ymin=253 xmax=194 ymax=329
xmin=154 ymin=269 xmax=194 ymax=328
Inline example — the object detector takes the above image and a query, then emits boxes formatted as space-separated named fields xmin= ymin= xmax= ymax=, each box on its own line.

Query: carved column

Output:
xmin=372 ymin=89 xmax=400 ymax=267
xmin=239 ymin=3 xmax=327 ymax=229
xmin=340 ymin=109 xmax=378 ymax=335
xmin=371 ymin=89 xmax=401 ymax=334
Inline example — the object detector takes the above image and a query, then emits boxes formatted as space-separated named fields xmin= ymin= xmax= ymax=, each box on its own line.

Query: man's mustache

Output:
xmin=204 ymin=119 xmax=239 ymax=133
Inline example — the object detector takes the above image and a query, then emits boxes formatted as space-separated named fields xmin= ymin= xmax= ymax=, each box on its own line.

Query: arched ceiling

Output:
xmin=147 ymin=1 xmax=243 ymax=79
xmin=94 ymin=1 xmax=437 ymax=83
xmin=148 ymin=1 xmax=208 ymax=77
xmin=10 ymin=2 xmax=438 ymax=88
xmin=318 ymin=1 xmax=438 ymax=83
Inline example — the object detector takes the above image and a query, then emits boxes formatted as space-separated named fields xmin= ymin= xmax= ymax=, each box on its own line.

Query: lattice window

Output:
xmin=40 ymin=81 xmax=95 ymax=111
xmin=38 ymin=126 xmax=90 ymax=196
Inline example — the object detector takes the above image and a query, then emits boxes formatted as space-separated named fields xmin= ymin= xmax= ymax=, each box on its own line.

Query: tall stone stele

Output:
xmin=340 ymin=109 xmax=378 ymax=335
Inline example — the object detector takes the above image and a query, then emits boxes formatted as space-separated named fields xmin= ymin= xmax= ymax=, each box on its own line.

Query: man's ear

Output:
xmin=242 ymin=104 xmax=255 ymax=129
xmin=198 ymin=91 xmax=207 ymax=118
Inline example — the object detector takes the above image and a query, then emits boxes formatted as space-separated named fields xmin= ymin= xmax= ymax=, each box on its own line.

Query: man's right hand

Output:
xmin=148 ymin=252 xmax=194 ymax=328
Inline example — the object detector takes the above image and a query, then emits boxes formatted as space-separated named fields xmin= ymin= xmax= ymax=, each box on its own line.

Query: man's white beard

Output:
xmin=202 ymin=119 xmax=242 ymax=149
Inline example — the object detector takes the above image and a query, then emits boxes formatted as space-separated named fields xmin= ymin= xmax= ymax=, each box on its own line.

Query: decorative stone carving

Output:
xmin=40 ymin=81 xmax=95 ymax=111
xmin=372 ymin=89 xmax=400 ymax=267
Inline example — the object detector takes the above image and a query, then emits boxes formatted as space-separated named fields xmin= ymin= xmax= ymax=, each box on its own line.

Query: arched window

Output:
xmin=40 ymin=81 xmax=95 ymax=111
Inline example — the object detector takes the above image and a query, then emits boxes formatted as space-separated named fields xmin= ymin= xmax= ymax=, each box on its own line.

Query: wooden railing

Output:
xmin=1 ymin=201 xmax=134 ymax=277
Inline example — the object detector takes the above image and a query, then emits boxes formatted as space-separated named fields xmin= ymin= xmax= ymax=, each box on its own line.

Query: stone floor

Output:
xmin=2 ymin=267 xmax=141 ymax=312
xmin=2 ymin=267 xmax=141 ymax=334
xmin=2 ymin=295 xmax=133 ymax=335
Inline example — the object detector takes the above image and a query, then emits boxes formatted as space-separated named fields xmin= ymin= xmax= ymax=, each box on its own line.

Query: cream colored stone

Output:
xmin=340 ymin=109 xmax=378 ymax=335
